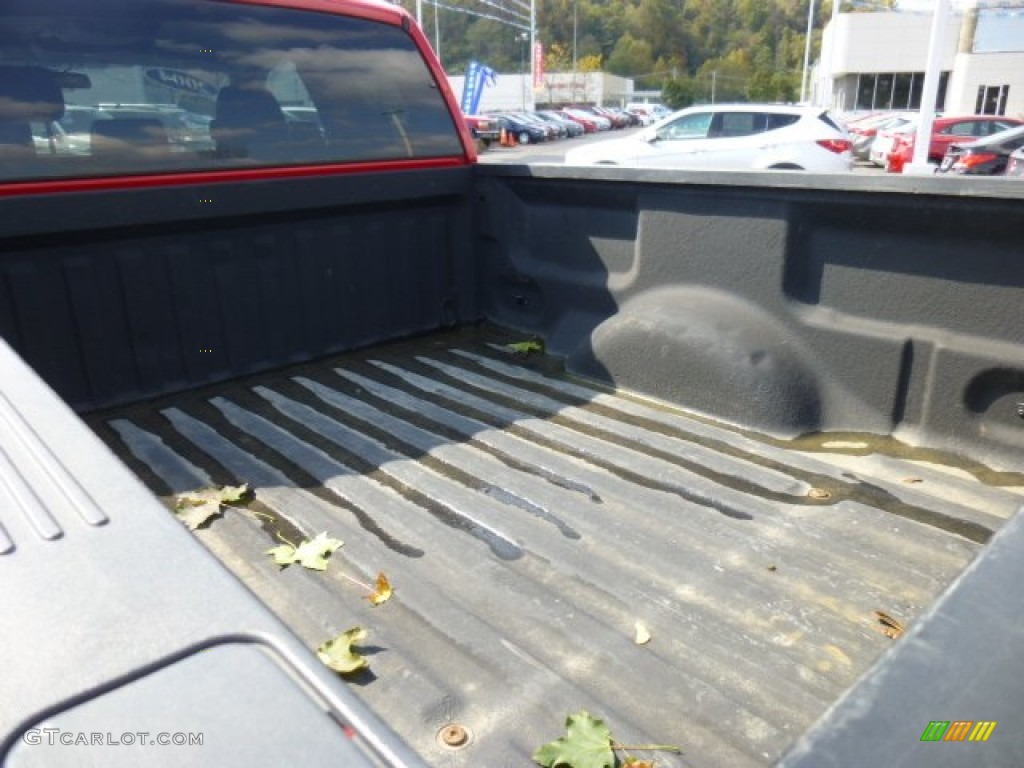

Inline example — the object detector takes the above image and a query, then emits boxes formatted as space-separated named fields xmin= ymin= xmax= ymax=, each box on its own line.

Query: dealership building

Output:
xmin=814 ymin=7 xmax=1024 ymax=116
xmin=448 ymin=71 xmax=633 ymax=113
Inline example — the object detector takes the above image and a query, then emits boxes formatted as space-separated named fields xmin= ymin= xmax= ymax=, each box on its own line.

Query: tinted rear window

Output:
xmin=710 ymin=112 xmax=800 ymax=137
xmin=817 ymin=112 xmax=844 ymax=132
xmin=766 ymin=113 xmax=801 ymax=131
xmin=0 ymin=0 xmax=464 ymax=183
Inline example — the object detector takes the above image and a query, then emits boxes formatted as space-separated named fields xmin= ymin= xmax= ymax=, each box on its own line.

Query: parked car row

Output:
xmin=625 ymin=102 xmax=672 ymax=126
xmin=845 ymin=111 xmax=916 ymax=161
xmin=930 ymin=123 xmax=1024 ymax=176
xmin=841 ymin=110 xmax=1024 ymax=177
xmin=31 ymin=102 xmax=217 ymax=156
xmin=465 ymin=105 xmax=660 ymax=148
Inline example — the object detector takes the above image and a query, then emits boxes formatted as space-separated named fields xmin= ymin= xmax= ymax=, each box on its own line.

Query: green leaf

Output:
xmin=266 ymin=543 xmax=298 ymax=567
xmin=174 ymin=483 xmax=252 ymax=530
xmin=507 ymin=339 xmax=544 ymax=355
xmin=293 ymin=532 xmax=343 ymax=570
xmin=217 ymin=483 xmax=251 ymax=504
xmin=533 ymin=711 xmax=615 ymax=768
xmin=266 ymin=532 xmax=343 ymax=571
xmin=317 ymin=627 xmax=370 ymax=675
xmin=174 ymin=499 xmax=222 ymax=531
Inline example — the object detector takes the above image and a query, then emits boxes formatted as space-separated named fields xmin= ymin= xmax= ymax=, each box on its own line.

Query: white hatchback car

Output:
xmin=564 ymin=104 xmax=853 ymax=172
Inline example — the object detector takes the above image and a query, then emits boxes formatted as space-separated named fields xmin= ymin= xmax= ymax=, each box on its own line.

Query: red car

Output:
xmin=463 ymin=113 xmax=501 ymax=147
xmin=557 ymin=109 xmax=599 ymax=133
xmin=848 ymin=112 xmax=912 ymax=160
xmin=886 ymin=115 xmax=1024 ymax=173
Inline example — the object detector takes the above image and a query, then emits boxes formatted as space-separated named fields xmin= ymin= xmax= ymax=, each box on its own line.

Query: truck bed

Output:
xmin=89 ymin=325 xmax=1024 ymax=768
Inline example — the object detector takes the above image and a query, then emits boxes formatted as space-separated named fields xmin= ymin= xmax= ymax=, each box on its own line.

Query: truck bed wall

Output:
xmin=0 ymin=167 xmax=477 ymax=412
xmin=1 ymin=166 xmax=1021 ymax=467
xmin=476 ymin=166 xmax=1024 ymax=467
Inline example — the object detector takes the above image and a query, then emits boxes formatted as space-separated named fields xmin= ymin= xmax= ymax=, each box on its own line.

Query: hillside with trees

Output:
xmin=396 ymin=0 xmax=898 ymax=107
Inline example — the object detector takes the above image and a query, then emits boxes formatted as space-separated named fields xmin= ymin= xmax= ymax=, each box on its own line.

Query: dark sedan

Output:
xmin=494 ymin=113 xmax=548 ymax=145
xmin=537 ymin=110 xmax=584 ymax=138
xmin=936 ymin=124 xmax=1024 ymax=176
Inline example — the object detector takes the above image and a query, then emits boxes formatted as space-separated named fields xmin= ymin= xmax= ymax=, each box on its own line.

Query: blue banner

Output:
xmin=460 ymin=60 xmax=497 ymax=115
xmin=460 ymin=61 xmax=480 ymax=114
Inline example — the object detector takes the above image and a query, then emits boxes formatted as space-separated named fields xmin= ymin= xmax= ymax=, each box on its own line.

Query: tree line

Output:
xmin=397 ymin=0 xmax=897 ymax=107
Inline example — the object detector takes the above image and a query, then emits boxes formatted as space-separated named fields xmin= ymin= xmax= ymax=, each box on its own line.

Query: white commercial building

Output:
xmin=448 ymin=72 xmax=633 ymax=113
xmin=815 ymin=8 xmax=1024 ymax=117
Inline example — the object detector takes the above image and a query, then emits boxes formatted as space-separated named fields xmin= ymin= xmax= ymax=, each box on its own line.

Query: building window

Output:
xmin=975 ymin=85 xmax=1009 ymax=115
xmin=875 ymin=73 xmax=894 ymax=108
xmin=892 ymin=74 xmax=912 ymax=110
xmin=854 ymin=72 xmax=948 ymax=111
xmin=856 ymin=74 xmax=876 ymax=110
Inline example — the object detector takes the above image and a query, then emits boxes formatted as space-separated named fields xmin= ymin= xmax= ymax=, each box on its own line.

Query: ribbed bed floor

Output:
xmin=90 ymin=327 xmax=1024 ymax=767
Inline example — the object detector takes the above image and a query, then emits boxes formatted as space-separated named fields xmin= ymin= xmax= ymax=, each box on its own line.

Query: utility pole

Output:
xmin=711 ymin=70 xmax=717 ymax=104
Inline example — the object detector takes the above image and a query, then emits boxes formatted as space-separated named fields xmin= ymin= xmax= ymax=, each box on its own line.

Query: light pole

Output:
xmin=529 ymin=0 xmax=536 ymax=112
xmin=573 ymin=0 xmax=578 ymax=103
xmin=801 ymin=0 xmax=816 ymax=104
xmin=519 ymin=31 xmax=528 ymax=110
xmin=906 ymin=0 xmax=951 ymax=174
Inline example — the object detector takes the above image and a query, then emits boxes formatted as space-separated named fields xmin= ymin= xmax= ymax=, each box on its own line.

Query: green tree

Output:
xmin=662 ymin=76 xmax=698 ymax=109
xmin=747 ymin=71 xmax=798 ymax=102
xmin=627 ymin=0 xmax=688 ymax=62
xmin=697 ymin=50 xmax=755 ymax=103
xmin=607 ymin=33 xmax=655 ymax=78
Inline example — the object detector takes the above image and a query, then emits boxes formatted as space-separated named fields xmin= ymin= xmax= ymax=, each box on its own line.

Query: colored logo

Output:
xmin=920 ymin=721 xmax=997 ymax=742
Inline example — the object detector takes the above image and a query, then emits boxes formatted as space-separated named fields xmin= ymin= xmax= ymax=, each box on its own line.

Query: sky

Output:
xmin=897 ymin=0 xmax=1024 ymax=8
xmin=892 ymin=0 xmax=1024 ymax=53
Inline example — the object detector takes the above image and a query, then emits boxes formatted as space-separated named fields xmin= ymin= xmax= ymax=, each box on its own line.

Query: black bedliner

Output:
xmin=91 ymin=326 xmax=1024 ymax=767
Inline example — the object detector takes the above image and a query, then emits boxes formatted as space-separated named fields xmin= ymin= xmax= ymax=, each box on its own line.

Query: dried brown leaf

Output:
xmin=874 ymin=610 xmax=905 ymax=639
xmin=366 ymin=572 xmax=393 ymax=605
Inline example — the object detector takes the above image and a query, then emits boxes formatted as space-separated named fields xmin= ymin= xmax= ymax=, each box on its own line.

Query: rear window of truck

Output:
xmin=0 ymin=0 xmax=465 ymax=183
